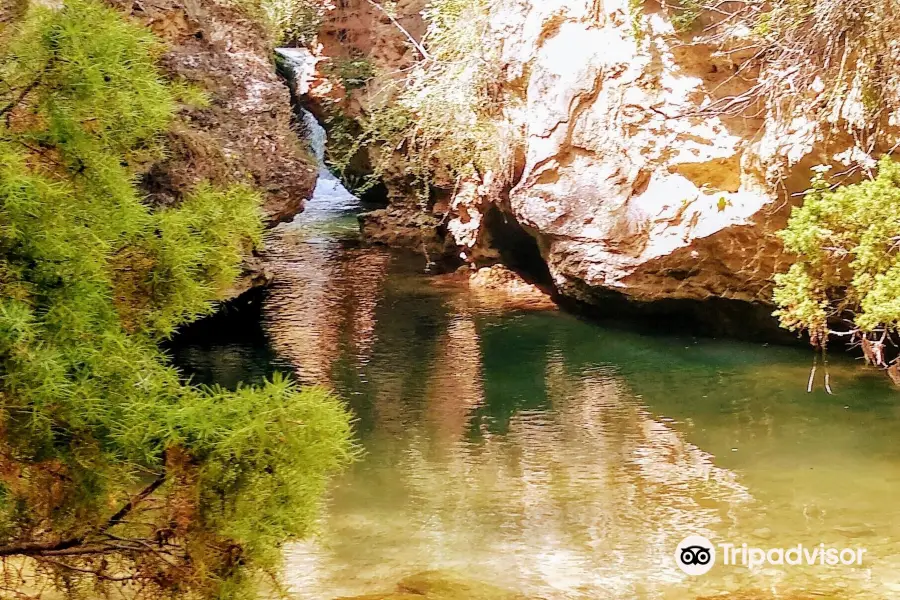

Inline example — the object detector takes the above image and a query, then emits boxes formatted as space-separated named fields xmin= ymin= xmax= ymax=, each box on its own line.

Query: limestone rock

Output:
xmin=324 ymin=0 xmax=899 ymax=329
xmin=467 ymin=265 xmax=556 ymax=310
xmin=359 ymin=207 xmax=458 ymax=263
xmin=494 ymin=0 xmax=796 ymax=307
xmin=105 ymin=0 xmax=320 ymax=299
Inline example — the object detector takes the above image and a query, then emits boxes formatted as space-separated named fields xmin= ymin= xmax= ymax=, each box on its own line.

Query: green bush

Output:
xmin=0 ymin=2 xmax=353 ymax=598
xmin=334 ymin=0 xmax=515 ymax=201
xmin=774 ymin=158 xmax=900 ymax=361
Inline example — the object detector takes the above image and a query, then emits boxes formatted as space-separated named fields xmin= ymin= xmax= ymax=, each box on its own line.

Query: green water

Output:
xmin=175 ymin=224 xmax=900 ymax=600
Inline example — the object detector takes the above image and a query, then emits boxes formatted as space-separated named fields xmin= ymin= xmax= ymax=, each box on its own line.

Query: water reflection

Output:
xmin=174 ymin=224 xmax=900 ymax=600
xmin=263 ymin=228 xmax=390 ymax=386
xmin=282 ymin=329 xmax=755 ymax=599
xmin=424 ymin=311 xmax=485 ymax=443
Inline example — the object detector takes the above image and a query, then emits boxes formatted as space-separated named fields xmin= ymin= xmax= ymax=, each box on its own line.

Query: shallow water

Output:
xmin=174 ymin=215 xmax=900 ymax=600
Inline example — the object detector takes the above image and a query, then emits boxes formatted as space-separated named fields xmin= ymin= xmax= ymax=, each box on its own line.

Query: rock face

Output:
xmin=322 ymin=0 xmax=894 ymax=332
xmin=487 ymin=0 xmax=799 ymax=309
xmin=315 ymin=0 xmax=426 ymax=113
xmin=108 ymin=0 xmax=319 ymax=297
xmin=358 ymin=205 xmax=456 ymax=262
xmin=110 ymin=0 xmax=318 ymax=225
xmin=308 ymin=0 xmax=895 ymax=333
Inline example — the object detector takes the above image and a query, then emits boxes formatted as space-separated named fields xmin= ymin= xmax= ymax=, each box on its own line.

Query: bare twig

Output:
xmin=364 ymin=0 xmax=431 ymax=60
xmin=0 ymin=474 xmax=164 ymax=558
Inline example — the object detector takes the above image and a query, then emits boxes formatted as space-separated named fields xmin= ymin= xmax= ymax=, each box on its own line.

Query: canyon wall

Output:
xmin=112 ymin=0 xmax=318 ymax=226
xmin=110 ymin=0 xmax=319 ymax=294
xmin=313 ymin=0 xmax=891 ymax=332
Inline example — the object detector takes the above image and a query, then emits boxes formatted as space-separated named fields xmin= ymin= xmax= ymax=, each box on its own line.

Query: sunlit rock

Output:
xmin=467 ymin=265 xmax=556 ymax=311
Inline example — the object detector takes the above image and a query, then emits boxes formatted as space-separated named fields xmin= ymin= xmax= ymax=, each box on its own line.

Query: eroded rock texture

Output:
xmin=311 ymin=0 xmax=889 ymax=331
xmin=490 ymin=0 xmax=797 ymax=307
xmin=110 ymin=0 xmax=318 ymax=225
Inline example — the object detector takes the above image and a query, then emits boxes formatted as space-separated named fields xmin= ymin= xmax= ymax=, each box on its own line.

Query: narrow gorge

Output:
xmin=1 ymin=1 xmax=900 ymax=599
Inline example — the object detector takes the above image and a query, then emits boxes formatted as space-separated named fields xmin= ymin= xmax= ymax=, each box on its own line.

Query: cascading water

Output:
xmin=296 ymin=108 xmax=360 ymax=223
xmin=301 ymin=107 xmax=327 ymax=163
xmin=275 ymin=47 xmax=360 ymax=225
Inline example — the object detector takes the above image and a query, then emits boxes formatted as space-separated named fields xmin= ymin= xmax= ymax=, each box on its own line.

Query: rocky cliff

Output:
xmin=107 ymin=0 xmax=318 ymax=294
xmin=112 ymin=0 xmax=317 ymax=226
xmin=495 ymin=0 xmax=789 ymax=306
xmin=313 ymin=0 xmax=891 ymax=335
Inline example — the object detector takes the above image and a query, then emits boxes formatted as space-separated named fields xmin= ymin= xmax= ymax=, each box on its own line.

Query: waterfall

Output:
xmin=277 ymin=48 xmax=360 ymax=223
xmin=301 ymin=108 xmax=326 ymax=164
xmin=302 ymin=108 xmax=359 ymax=218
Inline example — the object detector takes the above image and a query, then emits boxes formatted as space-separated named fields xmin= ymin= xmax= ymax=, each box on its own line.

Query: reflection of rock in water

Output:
xmin=263 ymin=231 xmax=391 ymax=386
xmin=259 ymin=99 xmax=377 ymax=385
xmin=284 ymin=331 xmax=752 ymax=600
xmin=424 ymin=311 xmax=485 ymax=444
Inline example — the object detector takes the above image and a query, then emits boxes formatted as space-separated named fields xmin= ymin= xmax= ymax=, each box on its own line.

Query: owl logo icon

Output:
xmin=675 ymin=535 xmax=716 ymax=575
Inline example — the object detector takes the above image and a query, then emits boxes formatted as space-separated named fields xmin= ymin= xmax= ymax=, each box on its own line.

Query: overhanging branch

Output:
xmin=0 ymin=473 xmax=165 ymax=558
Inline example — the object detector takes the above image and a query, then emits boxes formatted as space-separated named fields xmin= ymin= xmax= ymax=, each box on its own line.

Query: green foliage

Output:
xmin=669 ymin=0 xmax=703 ymax=32
xmin=263 ymin=0 xmax=327 ymax=45
xmin=336 ymin=0 xmax=514 ymax=200
xmin=774 ymin=158 xmax=900 ymax=349
xmin=228 ymin=0 xmax=327 ymax=45
xmin=0 ymin=2 xmax=353 ymax=598
xmin=323 ymin=55 xmax=376 ymax=90
xmin=170 ymin=79 xmax=214 ymax=109
xmin=275 ymin=0 xmax=330 ymax=45
xmin=628 ymin=0 xmax=646 ymax=42
xmin=323 ymin=112 xmax=362 ymax=173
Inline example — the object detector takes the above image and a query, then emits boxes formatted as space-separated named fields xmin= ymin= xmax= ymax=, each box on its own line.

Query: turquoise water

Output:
xmin=174 ymin=223 xmax=900 ymax=600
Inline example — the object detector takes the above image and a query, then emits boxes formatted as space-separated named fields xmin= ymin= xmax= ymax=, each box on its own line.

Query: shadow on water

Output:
xmin=164 ymin=287 xmax=288 ymax=389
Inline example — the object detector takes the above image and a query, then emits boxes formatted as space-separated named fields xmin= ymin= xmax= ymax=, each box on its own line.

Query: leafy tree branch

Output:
xmin=0 ymin=2 xmax=354 ymax=597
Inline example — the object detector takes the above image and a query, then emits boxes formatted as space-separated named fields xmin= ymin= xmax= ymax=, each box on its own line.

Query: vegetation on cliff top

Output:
xmin=0 ymin=1 xmax=352 ymax=598
xmin=636 ymin=0 xmax=900 ymax=140
xmin=327 ymin=0 xmax=516 ymax=201
xmin=229 ymin=0 xmax=328 ymax=44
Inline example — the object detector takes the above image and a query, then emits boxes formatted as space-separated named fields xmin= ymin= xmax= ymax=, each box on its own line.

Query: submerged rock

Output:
xmin=427 ymin=265 xmax=556 ymax=311
xmin=467 ymin=265 xmax=556 ymax=310
xmin=336 ymin=571 xmax=540 ymax=600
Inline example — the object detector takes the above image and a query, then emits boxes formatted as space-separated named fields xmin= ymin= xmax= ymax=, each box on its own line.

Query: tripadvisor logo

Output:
xmin=674 ymin=535 xmax=867 ymax=576
xmin=675 ymin=535 xmax=716 ymax=575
